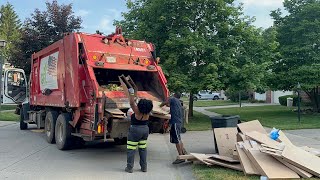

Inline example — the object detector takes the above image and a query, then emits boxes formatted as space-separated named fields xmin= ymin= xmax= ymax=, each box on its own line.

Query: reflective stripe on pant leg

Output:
xmin=127 ymin=141 xmax=138 ymax=150
xmin=138 ymin=140 xmax=147 ymax=149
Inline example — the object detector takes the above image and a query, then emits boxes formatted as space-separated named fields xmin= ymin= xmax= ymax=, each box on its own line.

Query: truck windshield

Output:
xmin=93 ymin=68 xmax=163 ymax=96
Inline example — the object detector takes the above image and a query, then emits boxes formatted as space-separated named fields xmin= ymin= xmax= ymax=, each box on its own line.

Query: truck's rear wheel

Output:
xmin=55 ymin=113 xmax=73 ymax=150
xmin=45 ymin=111 xmax=58 ymax=144
xmin=19 ymin=107 xmax=28 ymax=130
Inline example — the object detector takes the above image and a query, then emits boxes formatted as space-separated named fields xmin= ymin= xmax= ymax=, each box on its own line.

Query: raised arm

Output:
xmin=128 ymin=88 xmax=139 ymax=114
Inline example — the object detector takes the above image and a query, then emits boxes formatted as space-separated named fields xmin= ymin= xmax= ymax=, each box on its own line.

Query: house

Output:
xmin=254 ymin=90 xmax=294 ymax=104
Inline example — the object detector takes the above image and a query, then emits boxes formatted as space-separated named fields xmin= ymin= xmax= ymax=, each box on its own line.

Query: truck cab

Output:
xmin=1 ymin=63 xmax=27 ymax=105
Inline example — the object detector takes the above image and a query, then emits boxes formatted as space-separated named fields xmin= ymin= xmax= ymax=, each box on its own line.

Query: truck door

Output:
xmin=3 ymin=69 xmax=27 ymax=104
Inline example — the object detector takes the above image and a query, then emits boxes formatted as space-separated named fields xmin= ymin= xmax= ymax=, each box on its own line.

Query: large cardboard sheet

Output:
xmin=245 ymin=131 xmax=280 ymax=150
xmin=281 ymin=146 xmax=320 ymax=177
xmin=237 ymin=120 xmax=267 ymax=134
xmin=274 ymin=157 xmax=313 ymax=178
xmin=246 ymin=149 xmax=299 ymax=179
xmin=236 ymin=143 xmax=260 ymax=175
xmin=214 ymin=128 xmax=238 ymax=158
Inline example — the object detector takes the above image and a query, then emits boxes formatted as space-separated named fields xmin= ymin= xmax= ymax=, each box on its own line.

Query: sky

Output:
xmin=1 ymin=0 xmax=284 ymax=34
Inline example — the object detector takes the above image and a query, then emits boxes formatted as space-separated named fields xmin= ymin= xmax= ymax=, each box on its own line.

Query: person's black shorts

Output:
xmin=170 ymin=123 xmax=181 ymax=144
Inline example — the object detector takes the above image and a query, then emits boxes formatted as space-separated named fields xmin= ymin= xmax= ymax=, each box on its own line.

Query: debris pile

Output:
xmin=179 ymin=120 xmax=320 ymax=179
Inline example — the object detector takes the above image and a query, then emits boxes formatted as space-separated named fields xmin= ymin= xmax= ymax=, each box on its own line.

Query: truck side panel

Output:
xmin=30 ymin=40 xmax=66 ymax=107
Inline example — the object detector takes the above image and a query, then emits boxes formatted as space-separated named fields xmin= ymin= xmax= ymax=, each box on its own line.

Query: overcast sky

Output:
xmin=1 ymin=0 xmax=284 ymax=34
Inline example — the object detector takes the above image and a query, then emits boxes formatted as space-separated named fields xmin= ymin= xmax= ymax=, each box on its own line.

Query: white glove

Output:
xmin=128 ymin=88 xmax=134 ymax=95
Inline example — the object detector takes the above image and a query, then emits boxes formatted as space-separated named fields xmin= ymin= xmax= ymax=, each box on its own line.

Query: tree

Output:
xmin=10 ymin=0 xmax=82 ymax=74
xmin=117 ymin=0 xmax=270 ymax=115
xmin=0 ymin=2 xmax=21 ymax=62
xmin=270 ymin=0 xmax=320 ymax=112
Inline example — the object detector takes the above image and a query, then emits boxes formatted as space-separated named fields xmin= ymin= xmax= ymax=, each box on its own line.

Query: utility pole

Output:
xmin=0 ymin=40 xmax=7 ymax=112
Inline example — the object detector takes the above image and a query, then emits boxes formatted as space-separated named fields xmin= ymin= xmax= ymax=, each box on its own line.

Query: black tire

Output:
xmin=114 ymin=137 xmax=127 ymax=145
xmin=19 ymin=107 xmax=28 ymax=130
xmin=213 ymin=96 xmax=219 ymax=100
xmin=193 ymin=96 xmax=198 ymax=101
xmin=55 ymin=113 xmax=73 ymax=150
xmin=45 ymin=111 xmax=58 ymax=144
xmin=181 ymin=127 xmax=187 ymax=133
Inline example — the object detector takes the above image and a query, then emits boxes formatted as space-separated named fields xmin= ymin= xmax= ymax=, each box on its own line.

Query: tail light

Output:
xmin=144 ymin=59 xmax=151 ymax=65
xmin=97 ymin=123 xmax=104 ymax=134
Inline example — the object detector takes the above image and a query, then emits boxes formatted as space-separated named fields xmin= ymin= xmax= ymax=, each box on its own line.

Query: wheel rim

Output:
xmin=46 ymin=119 xmax=51 ymax=137
xmin=57 ymin=122 xmax=63 ymax=143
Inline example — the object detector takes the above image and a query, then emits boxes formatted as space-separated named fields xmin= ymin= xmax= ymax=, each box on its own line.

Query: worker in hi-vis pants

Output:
xmin=125 ymin=88 xmax=153 ymax=173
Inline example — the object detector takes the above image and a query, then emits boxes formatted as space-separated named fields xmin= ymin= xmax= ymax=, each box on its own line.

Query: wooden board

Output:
xmin=237 ymin=133 xmax=247 ymax=142
xmin=210 ymin=154 xmax=240 ymax=163
xmin=204 ymin=159 xmax=243 ymax=171
xmin=177 ymin=154 xmax=196 ymax=160
xmin=237 ymin=120 xmax=267 ymax=134
xmin=190 ymin=153 xmax=213 ymax=165
xmin=246 ymin=149 xmax=299 ymax=179
xmin=245 ymin=131 xmax=280 ymax=149
xmin=151 ymin=113 xmax=171 ymax=120
xmin=274 ymin=157 xmax=313 ymax=178
xmin=281 ymin=145 xmax=320 ymax=177
xmin=105 ymin=108 xmax=125 ymax=115
xmin=214 ymin=128 xmax=238 ymax=158
xmin=152 ymin=101 xmax=170 ymax=115
xmin=235 ymin=143 xmax=260 ymax=175
xmin=278 ymin=130 xmax=294 ymax=146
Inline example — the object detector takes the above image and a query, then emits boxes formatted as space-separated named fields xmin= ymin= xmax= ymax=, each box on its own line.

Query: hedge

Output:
xmin=278 ymin=95 xmax=300 ymax=106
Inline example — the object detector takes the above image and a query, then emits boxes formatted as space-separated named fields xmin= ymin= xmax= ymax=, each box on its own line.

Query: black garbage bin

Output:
xmin=210 ymin=115 xmax=240 ymax=154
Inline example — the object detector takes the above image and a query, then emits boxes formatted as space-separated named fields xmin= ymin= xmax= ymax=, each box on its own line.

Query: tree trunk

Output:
xmin=306 ymin=87 xmax=320 ymax=112
xmin=188 ymin=92 xmax=194 ymax=117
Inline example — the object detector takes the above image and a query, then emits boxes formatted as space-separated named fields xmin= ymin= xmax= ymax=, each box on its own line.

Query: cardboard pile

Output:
xmin=179 ymin=120 xmax=320 ymax=179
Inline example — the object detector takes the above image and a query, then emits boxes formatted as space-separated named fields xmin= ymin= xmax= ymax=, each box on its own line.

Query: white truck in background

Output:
xmin=194 ymin=90 xmax=221 ymax=101
xmin=0 ymin=63 xmax=27 ymax=105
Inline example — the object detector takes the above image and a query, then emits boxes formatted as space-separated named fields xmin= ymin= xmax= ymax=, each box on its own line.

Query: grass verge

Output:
xmin=208 ymin=105 xmax=320 ymax=130
xmin=185 ymin=111 xmax=211 ymax=131
xmin=0 ymin=112 xmax=19 ymax=121
xmin=0 ymin=105 xmax=17 ymax=111
xmin=193 ymin=164 xmax=259 ymax=180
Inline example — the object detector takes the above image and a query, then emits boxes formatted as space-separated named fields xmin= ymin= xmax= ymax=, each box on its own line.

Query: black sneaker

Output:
xmin=141 ymin=167 xmax=147 ymax=172
xmin=172 ymin=159 xmax=186 ymax=164
xmin=125 ymin=167 xmax=133 ymax=173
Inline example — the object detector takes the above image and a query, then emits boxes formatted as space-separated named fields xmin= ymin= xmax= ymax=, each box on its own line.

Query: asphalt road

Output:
xmin=0 ymin=122 xmax=214 ymax=180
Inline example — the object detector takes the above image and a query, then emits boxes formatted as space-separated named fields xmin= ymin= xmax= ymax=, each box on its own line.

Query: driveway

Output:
xmin=0 ymin=122 xmax=213 ymax=180
xmin=1 ymin=121 xmax=319 ymax=180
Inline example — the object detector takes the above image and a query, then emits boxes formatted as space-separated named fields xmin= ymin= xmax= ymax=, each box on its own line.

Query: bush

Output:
xmin=278 ymin=95 xmax=301 ymax=106
xmin=225 ymin=90 xmax=250 ymax=102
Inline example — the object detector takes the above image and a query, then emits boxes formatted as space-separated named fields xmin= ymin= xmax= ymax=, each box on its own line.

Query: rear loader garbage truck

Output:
xmin=12 ymin=27 xmax=170 ymax=150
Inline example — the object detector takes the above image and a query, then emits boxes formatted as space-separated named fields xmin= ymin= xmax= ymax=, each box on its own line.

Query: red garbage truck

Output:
xmin=16 ymin=27 xmax=170 ymax=150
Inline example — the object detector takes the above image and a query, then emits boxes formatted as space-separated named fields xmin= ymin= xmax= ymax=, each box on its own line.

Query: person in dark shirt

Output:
xmin=125 ymin=88 xmax=153 ymax=173
xmin=160 ymin=92 xmax=187 ymax=164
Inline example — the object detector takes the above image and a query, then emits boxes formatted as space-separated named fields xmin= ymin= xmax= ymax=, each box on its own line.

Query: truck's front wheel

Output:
xmin=19 ymin=107 xmax=28 ymax=130
xmin=55 ymin=113 xmax=73 ymax=150
xmin=45 ymin=111 xmax=58 ymax=144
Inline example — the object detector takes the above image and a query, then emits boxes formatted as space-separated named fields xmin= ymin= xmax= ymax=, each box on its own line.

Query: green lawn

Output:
xmin=194 ymin=165 xmax=259 ymax=180
xmin=0 ymin=111 xmax=19 ymax=121
xmin=208 ymin=105 xmax=320 ymax=130
xmin=183 ymin=100 xmax=239 ymax=107
xmin=193 ymin=164 xmax=318 ymax=180
xmin=0 ymin=105 xmax=17 ymax=111
xmin=185 ymin=111 xmax=211 ymax=131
